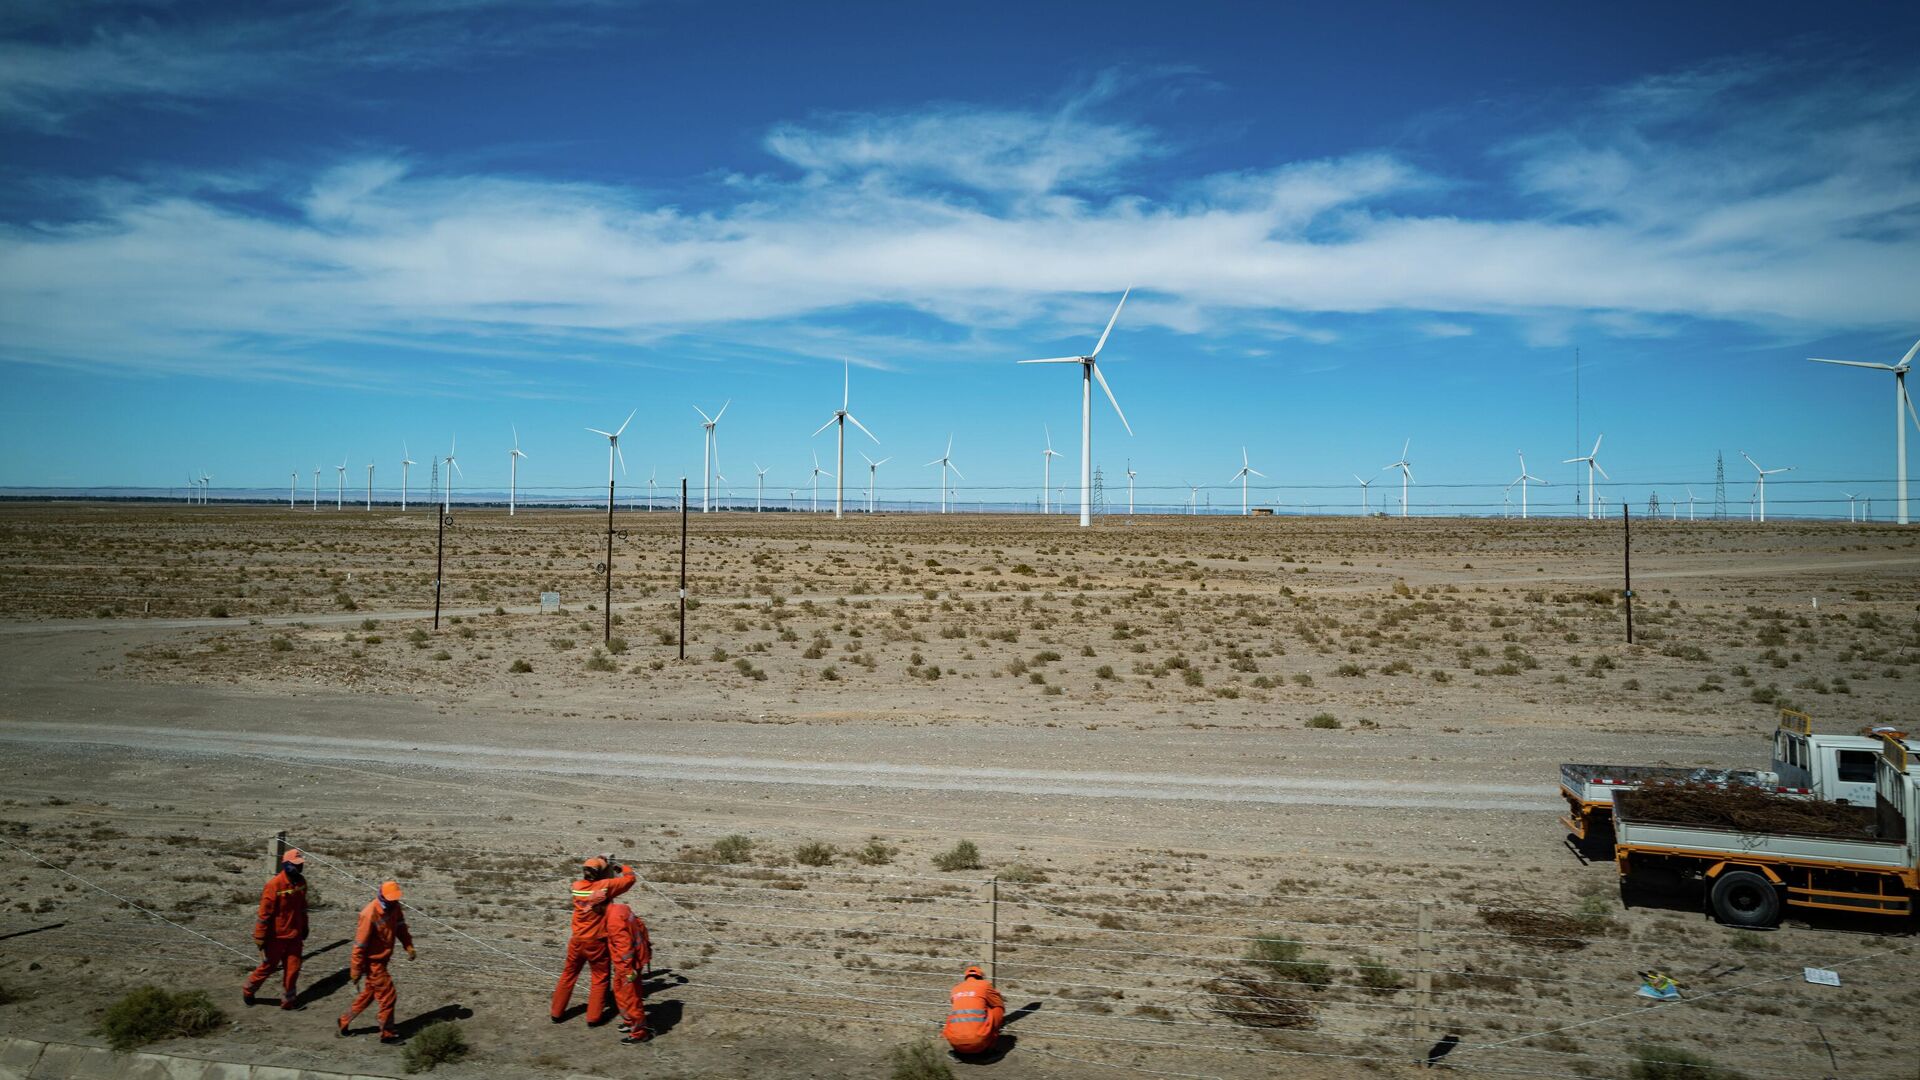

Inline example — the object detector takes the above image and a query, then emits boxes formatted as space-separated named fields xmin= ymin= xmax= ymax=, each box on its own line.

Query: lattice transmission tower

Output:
xmin=1713 ymin=452 xmax=1727 ymax=520
xmin=1092 ymin=466 xmax=1106 ymax=517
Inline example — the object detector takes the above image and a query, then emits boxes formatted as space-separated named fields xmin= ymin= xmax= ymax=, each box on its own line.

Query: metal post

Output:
xmin=678 ymin=479 xmax=688 ymax=661
xmin=1414 ymin=901 xmax=1433 ymax=1048
xmin=604 ymin=478 xmax=615 ymax=644
xmin=990 ymin=876 xmax=999 ymax=981
xmin=1623 ymin=503 xmax=1634 ymax=645
xmin=269 ymin=830 xmax=288 ymax=870
xmin=433 ymin=511 xmax=446 ymax=630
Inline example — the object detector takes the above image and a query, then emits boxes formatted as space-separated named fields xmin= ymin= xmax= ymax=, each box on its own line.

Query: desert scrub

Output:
xmin=269 ymin=635 xmax=293 ymax=652
xmin=401 ymin=1022 xmax=470 ymax=1073
xmin=97 ymin=986 xmax=225 ymax=1051
xmin=1629 ymin=1044 xmax=1748 ymax=1080
xmin=795 ymin=841 xmax=836 ymax=866
xmin=858 ymin=838 xmax=898 ymax=866
xmin=431 ymin=649 xmax=452 ymax=662
xmin=606 ymin=636 xmax=629 ymax=655
xmin=995 ymin=862 xmax=1049 ymax=884
xmin=1352 ymin=962 xmax=1405 ymax=992
xmin=933 ymin=840 xmax=982 ymax=871
xmin=888 ymin=1040 xmax=954 ymax=1080
xmin=508 ymin=659 xmax=532 ymax=674
xmin=712 ymin=835 xmax=754 ymax=863
xmin=1305 ymin=713 xmax=1341 ymax=729
xmin=1245 ymin=935 xmax=1331 ymax=988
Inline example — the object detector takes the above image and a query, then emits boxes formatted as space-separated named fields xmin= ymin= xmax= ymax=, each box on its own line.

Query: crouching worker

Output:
xmin=550 ymin=855 xmax=636 ymax=1026
xmin=243 ymin=847 xmax=308 ymax=1009
xmin=338 ymin=881 xmax=414 ymax=1043
xmin=942 ymin=965 xmax=1004 ymax=1057
xmin=608 ymin=901 xmax=652 ymax=1044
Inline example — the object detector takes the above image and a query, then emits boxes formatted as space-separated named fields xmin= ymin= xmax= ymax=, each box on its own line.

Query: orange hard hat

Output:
xmin=582 ymin=856 xmax=608 ymax=871
xmin=281 ymin=848 xmax=305 ymax=865
xmin=380 ymin=881 xmax=404 ymax=901
xmin=964 ymin=965 xmax=986 ymax=980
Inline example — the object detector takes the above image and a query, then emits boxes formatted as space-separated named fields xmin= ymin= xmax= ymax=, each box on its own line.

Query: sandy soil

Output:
xmin=1 ymin=504 xmax=1916 ymax=1079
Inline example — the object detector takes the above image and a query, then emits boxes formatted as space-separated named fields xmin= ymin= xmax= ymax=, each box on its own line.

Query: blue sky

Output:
xmin=3 ymin=1 xmax=1918 ymax=516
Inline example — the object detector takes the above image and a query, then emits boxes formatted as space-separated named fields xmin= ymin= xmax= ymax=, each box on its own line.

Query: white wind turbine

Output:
xmin=694 ymin=401 xmax=729 ymax=513
xmin=648 ymin=468 xmax=657 ymax=512
xmin=754 ymin=463 xmax=769 ymax=513
xmin=1229 ymin=448 xmax=1265 ymax=516
xmin=1508 ymin=452 xmax=1547 ymax=520
xmin=924 ymin=436 xmax=963 ymax=514
xmin=1353 ymin=474 xmax=1374 ymax=514
xmin=1185 ymin=482 xmax=1200 ymax=515
xmin=201 ymin=472 xmax=211 ymax=505
xmin=861 ymin=452 xmax=890 ymax=514
xmin=1382 ymin=439 xmax=1414 ymax=517
xmin=188 ymin=474 xmax=198 ymax=505
xmin=1842 ymin=491 xmax=1858 ymax=523
xmin=1809 ymin=339 xmax=1919 ymax=525
xmin=586 ymin=408 xmax=634 ymax=497
xmin=441 ymin=438 xmax=461 ymax=512
xmin=508 ymin=426 xmax=528 ymax=516
xmin=365 ymin=461 xmax=374 ymax=511
xmin=1741 ymin=451 xmax=1793 ymax=523
xmin=311 ymin=467 xmax=320 ymax=509
xmin=808 ymin=450 xmax=831 ymax=513
xmin=1016 ymin=288 xmax=1135 ymax=527
xmin=401 ymin=444 xmax=417 ymax=512
xmin=335 ymin=459 xmax=347 ymax=510
xmin=1562 ymin=436 xmax=1607 ymax=520
xmin=1685 ymin=487 xmax=1700 ymax=521
xmin=288 ymin=471 xmax=296 ymax=509
xmin=1040 ymin=426 xmax=1062 ymax=514
xmin=1125 ymin=461 xmax=1137 ymax=516
xmin=811 ymin=361 xmax=879 ymax=520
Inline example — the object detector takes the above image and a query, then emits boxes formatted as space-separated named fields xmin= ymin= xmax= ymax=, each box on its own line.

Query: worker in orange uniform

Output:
xmin=607 ymin=901 xmax=652 ymax=1044
xmin=943 ymin=965 xmax=1004 ymax=1057
xmin=549 ymin=855 xmax=636 ymax=1026
xmin=243 ymin=848 xmax=309 ymax=1009
xmin=337 ymin=881 xmax=414 ymax=1043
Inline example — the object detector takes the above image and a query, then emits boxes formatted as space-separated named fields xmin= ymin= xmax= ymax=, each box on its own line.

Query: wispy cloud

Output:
xmin=2 ymin=56 xmax=1917 ymax=382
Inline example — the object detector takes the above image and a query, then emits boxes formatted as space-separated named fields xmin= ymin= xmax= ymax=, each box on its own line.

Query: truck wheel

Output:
xmin=1709 ymin=871 xmax=1780 ymax=927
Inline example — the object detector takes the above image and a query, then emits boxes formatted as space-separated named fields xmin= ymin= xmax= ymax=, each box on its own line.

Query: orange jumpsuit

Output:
xmin=607 ymin=902 xmax=651 ymax=1030
xmin=243 ymin=869 xmax=308 ymax=1005
xmin=549 ymin=868 xmax=636 ymax=1023
xmin=341 ymin=897 xmax=412 ymax=1035
xmin=943 ymin=970 xmax=1004 ymax=1055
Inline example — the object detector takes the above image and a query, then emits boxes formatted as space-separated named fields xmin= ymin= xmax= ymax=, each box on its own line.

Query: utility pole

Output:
xmin=433 ymin=510 xmax=448 ymax=630
xmin=1622 ymin=503 xmax=1634 ymax=644
xmin=603 ymin=467 xmax=615 ymax=645
xmin=678 ymin=479 xmax=688 ymax=661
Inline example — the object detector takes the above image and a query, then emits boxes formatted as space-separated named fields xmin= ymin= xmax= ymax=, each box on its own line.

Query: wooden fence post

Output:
xmin=1414 ymin=901 xmax=1434 ymax=1049
xmin=268 ymin=830 xmax=287 ymax=870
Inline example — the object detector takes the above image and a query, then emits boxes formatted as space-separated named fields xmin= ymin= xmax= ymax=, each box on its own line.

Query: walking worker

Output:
xmin=607 ymin=901 xmax=652 ymax=1044
xmin=550 ymin=855 xmax=636 ymax=1026
xmin=942 ymin=965 xmax=1004 ymax=1057
xmin=338 ymin=881 xmax=414 ymax=1043
xmin=243 ymin=847 xmax=308 ymax=1009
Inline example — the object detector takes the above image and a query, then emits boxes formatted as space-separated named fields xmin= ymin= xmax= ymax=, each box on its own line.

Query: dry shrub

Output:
xmin=1204 ymin=974 xmax=1314 ymax=1029
xmin=1616 ymin=783 xmax=1874 ymax=838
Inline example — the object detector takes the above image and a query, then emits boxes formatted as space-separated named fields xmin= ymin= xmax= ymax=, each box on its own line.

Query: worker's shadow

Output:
xmin=949 ymin=1004 xmax=1040 ymax=1067
xmin=392 ymin=1004 xmax=474 ymax=1041
xmin=644 ymin=999 xmax=683 ymax=1038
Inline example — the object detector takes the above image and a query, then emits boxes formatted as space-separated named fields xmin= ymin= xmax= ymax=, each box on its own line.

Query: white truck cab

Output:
xmin=1772 ymin=709 xmax=1897 ymax=805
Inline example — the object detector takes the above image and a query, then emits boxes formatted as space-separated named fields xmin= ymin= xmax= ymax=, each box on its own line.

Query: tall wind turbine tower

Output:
xmin=1229 ymin=448 xmax=1265 ymax=516
xmin=924 ymin=436 xmax=963 ymax=514
xmin=289 ymin=471 xmax=297 ymax=509
xmin=508 ymin=427 xmax=528 ymax=516
xmin=1740 ymin=451 xmax=1793 ymax=522
xmin=1125 ymin=461 xmax=1136 ymax=516
xmin=1562 ymin=436 xmax=1607 ymax=520
xmin=754 ymin=463 xmax=769 ymax=513
xmin=401 ymin=444 xmax=417 ymax=512
xmin=1040 ymin=426 xmax=1062 ymax=514
xmin=812 ymin=361 xmax=879 ymax=520
xmin=1508 ymin=452 xmax=1547 ymax=520
xmin=365 ymin=462 xmax=374 ymax=511
xmin=1809 ymin=338 xmax=1919 ymax=525
xmin=1353 ymin=475 xmax=1374 ymax=515
xmin=694 ymin=401 xmax=729 ymax=513
xmin=1383 ymin=440 xmax=1414 ymax=517
xmin=1016 ymin=288 xmax=1135 ymax=527
xmin=808 ymin=450 xmax=831 ymax=513
xmin=861 ymin=453 xmax=890 ymax=514
xmin=441 ymin=438 xmax=461 ymax=512
xmin=312 ymin=468 xmax=320 ymax=510
xmin=335 ymin=459 xmax=347 ymax=510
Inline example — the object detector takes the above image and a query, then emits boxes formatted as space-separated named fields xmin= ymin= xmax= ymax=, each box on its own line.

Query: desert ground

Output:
xmin=1 ymin=502 xmax=1916 ymax=1080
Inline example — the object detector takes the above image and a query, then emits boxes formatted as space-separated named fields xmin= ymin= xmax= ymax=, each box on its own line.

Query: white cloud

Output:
xmin=3 ymin=57 xmax=1918 ymax=381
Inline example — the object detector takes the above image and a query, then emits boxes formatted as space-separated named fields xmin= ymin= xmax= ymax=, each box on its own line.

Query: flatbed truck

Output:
xmin=1613 ymin=731 xmax=1920 ymax=926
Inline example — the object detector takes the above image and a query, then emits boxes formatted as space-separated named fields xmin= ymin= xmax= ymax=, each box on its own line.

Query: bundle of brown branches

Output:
xmin=1617 ymin=782 xmax=1877 ymax=839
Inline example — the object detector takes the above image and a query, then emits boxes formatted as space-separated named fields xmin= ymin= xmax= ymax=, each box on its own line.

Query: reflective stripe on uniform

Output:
xmin=946 ymin=1009 xmax=988 ymax=1020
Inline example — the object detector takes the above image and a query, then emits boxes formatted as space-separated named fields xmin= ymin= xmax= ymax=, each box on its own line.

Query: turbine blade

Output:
xmin=1404 ymin=466 xmax=1415 ymax=483
xmin=616 ymin=445 xmax=628 ymax=476
xmin=1901 ymin=338 xmax=1920 ymax=369
xmin=846 ymin=412 xmax=880 ymax=444
xmin=614 ymin=408 xmax=637 ymax=437
xmin=1807 ymin=358 xmax=1894 ymax=371
xmin=1905 ymin=380 xmax=1920 ymax=431
xmin=714 ymin=399 xmax=731 ymax=422
xmin=1017 ymin=357 xmax=1085 ymax=365
xmin=924 ymin=457 xmax=943 ymax=467
xmin=1092 ymin=363 xmax=1131 ymax=435
xmin=876 ymin=457 xmax=891 ymax=466
xmin=586 ymin=427 xmax=614 ymax=438
xmin=1089 ymin=286 xmax=1131 ymax=358
xmin=948 ymin=461 xmax=965 ymax=481
xmin=812 ymin=416 xmax=837 ymax=438
xmin=860 ymin=452 xmax=875 ymax=466
xmin=1249 ymin=468 xmax=1266 ymax=478
xmin=1401 ymin=437 xmax=1410 ymax=459
xmin=1590 ymin=434 xmax=1602 ymax=456
xmin=843 ymin=359 xmax=850 ymax=410
xmin=1593 ymin=461 xmax=1610 ymax=480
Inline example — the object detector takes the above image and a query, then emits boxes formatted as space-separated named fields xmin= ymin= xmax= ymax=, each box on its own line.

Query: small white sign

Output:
xmin=539 ymin=592 xmax=560 ymax=614
xmin=1803 ymin=967 xmax=1840 ymax=986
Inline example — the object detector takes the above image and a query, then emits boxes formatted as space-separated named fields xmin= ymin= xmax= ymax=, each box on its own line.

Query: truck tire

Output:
xmin=1709 ymin=870 xmax=1781 ymax=927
